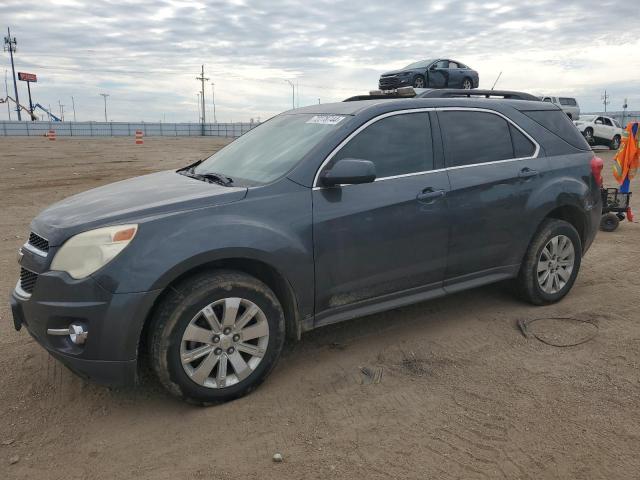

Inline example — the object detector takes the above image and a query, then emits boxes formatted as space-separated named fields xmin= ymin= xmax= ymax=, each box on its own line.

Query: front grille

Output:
xmin=20 ymin=268 xmax=38 ymax=294
xmin=28 ymin=232 xmax=49 ymax=252
xmin=379 ymin=76 xmax=400 ymax=89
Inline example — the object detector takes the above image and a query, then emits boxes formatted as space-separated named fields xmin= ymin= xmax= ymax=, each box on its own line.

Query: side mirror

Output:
xmin=430 ymin=64 xmax=437 ymax=70
xmin=320 ymin=158 xmax=376 ymax=187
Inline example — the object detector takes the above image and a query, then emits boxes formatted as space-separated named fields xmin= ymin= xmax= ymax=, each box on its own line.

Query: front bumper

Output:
xmin=10 ymin=270 xmax=161 ymax=387
xmin=379 ymin=76 xmax=411 ymax=90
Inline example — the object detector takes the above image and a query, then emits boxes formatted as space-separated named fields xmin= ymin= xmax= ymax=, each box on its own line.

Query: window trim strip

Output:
xmin=312 ymin=107 xmax=541 ymax=188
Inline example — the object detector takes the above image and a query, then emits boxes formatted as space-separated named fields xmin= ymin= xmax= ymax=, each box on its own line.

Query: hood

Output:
xmin=380 ymin=69 xmax=412 ymax=76
xmin=32 ymin=170 xmax=248 ymax=245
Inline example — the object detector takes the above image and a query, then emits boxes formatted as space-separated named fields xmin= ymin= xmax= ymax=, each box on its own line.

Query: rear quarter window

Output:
xmin=521 ymin=110 xmax=590 ymax=150
xmin=559 ymin=97 xmax=577 ymax=106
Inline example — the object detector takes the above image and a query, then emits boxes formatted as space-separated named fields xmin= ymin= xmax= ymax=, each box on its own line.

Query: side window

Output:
xmin=509 ymin=124 xmax=536 ymax=157
xmin=332 ymin=113 xmax=433 ymax=178
xmin=542 ymin=97 xmax=552 ymax=103
xmin=439 ymin=111 xmax=514 ymax=167
xmin=448 ymin=61 xmax=458 ymax=69
xmin=434 ymin=60 xmax=448 ymax=69
xmin=595 ymin=117 xmax=604 ymax=124
xmin=559 ymin=97 xmax=577 ymax=106
xmin=603 ymin=118 xmax=613 ymax=126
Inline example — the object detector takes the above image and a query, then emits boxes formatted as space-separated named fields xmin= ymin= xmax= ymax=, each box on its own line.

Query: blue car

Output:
xmin=379 ymin=58 xmax=479 ymax=90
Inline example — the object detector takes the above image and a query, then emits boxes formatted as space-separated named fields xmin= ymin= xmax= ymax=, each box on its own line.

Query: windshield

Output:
xmin=193 ymin=113 xmax=347 ymax=185
xmin=404 ymin=59 xmax=435 ymax=69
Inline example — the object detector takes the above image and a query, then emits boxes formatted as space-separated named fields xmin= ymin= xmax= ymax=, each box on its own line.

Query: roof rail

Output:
xmin=344 ymin=87 xmax=540 ymax=102
xmin=417 ymin=89 xmax=539 ymax=101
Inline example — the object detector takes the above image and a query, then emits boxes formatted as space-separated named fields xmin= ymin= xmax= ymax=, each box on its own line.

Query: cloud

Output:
xmin=1 ymin=0 xmax=638 ymax=122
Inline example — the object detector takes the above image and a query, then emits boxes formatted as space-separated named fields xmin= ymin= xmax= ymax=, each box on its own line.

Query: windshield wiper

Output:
xmin=179 ymin=169 xmax=233 ymax=186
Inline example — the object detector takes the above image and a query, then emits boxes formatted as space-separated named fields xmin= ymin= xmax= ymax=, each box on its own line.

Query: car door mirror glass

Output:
xmin=320 ymin=158 xmax=376 ymax=187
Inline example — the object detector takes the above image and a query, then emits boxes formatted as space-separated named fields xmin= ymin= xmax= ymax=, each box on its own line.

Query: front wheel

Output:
xmin=149 ymin=270 xmax=286 ymax=404
xmin=413 ymin=75 xmax=425 ymax=88
xmin=600 ymin=213 xmax=620 ymax=232
xmin=516 ymin=219 xmax=582 ymax=305
xmin=584 ymin=127 xmax=594 ymax=143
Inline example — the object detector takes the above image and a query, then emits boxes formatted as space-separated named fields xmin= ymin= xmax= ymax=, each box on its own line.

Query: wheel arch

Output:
xmin=139 ymin=256 xmax=302 ymax=367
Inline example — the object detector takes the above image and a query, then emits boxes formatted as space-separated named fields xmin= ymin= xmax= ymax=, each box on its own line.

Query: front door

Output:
xmin=427 ymin=60 xmax=449 ymax=88
xmin=312 ymin=111 xmax=450 ymax=315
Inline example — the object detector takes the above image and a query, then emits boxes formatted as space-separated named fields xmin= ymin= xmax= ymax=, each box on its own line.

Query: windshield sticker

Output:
xmin=306 ymin=115 xmax=346 ymax=125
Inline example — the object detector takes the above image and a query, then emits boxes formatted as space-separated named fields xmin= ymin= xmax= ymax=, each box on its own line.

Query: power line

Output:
xmin=601 ymin=90 xmax=610 ymax=112
xmin=195 ymin=65 xmax=209 ymax=131
xmin=3 ymin=27 xmax=21 ymax=120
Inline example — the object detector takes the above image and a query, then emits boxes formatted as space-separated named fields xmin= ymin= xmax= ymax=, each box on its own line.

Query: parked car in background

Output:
xmin=540 ymin=96 xmax=580 ymax=120
xmin=573 ymin=115 xmax=623 ymax=149
xmin=11 ymin=89 xmax=601 ymax=404
xmin=379 ymin=59 xmax=479 ymax=90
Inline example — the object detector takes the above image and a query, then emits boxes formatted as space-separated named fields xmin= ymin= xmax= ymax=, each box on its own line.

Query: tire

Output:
xmin=516 ymin=219 xmax=582 ymax=305
xmin=413 ymin=75 xmax=425 ymax=88
xmin=149 ymin=270 xmax=286 ymax=405
xmin=462 ymin=77 xmax=472 ymax=89
xmin=584 ymin=127 xmax=594 ymax=144
xmin=610 ymin=135 xmax=621 ymax=150
xmin=600 ymin=213 xmax=620 ymax=232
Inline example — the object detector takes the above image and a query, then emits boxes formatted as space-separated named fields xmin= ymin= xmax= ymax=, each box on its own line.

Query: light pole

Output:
xmin=285 ymin=80 xmax=295 ymax=110
xmin=99 ymin=93 xmax=109 ymax=121
xmin=211 ymin=82 xmax=217 ymax=123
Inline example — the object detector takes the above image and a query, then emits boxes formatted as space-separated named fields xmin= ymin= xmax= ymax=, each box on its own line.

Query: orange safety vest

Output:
xmin=613 ymin=122 xmax=639 ymax=184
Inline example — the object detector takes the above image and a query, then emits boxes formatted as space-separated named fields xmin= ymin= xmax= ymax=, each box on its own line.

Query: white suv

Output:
xmin=540 ymin=96 xmax=580 ymax=120
xmin=573 ymin=115 xmax=623 ymax=150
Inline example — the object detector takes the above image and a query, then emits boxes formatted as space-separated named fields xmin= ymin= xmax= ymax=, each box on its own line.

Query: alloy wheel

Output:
xmin=180 ymin=297 xmax=270 ymax=388
xmin=537 ymin=235 xmax=575 ymax=294
xmin=462 ymin=79 xmax=472 ymax=89
xmin=414 ymin=77 xmax=425 ymax=88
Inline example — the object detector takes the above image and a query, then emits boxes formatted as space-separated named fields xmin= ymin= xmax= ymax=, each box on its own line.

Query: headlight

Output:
xmin=51 ymin=224 xmax=138 ymax=279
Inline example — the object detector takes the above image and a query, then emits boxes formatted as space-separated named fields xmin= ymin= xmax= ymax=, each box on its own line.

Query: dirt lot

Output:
xmin=1 ymin=137 xmax=639 ymax=479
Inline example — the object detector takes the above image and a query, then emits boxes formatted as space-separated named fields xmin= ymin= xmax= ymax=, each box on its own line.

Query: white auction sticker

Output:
xmin=306 ymin=115 xmax=346 ymax=125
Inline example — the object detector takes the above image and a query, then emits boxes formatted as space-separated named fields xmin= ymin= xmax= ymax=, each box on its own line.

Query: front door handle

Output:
xmin=518 ymin=167 xmax=538 ymax=179
xmin=417 ymin=188 xmax=446 ymax=203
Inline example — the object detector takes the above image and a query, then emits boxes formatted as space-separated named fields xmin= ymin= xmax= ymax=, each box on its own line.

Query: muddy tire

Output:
xmin=149 ymin=270 xmax=286 ymax=405
xmin=516 ymin=219 xmax=582 ymax=305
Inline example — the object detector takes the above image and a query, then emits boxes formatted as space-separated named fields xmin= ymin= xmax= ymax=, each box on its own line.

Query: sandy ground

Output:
xmin=1 ymin=137 xmax=639 ymax=480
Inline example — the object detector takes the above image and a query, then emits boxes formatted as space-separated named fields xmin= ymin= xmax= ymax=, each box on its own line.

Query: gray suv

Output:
xmin=10 ymin=89 xmax=603 ymax=404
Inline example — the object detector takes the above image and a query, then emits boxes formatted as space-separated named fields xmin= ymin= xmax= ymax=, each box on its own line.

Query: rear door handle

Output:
xmin=417 ymin=188 xmax=446 ymax=203
xmin=518 ymin=167 xmax=538 ymax=179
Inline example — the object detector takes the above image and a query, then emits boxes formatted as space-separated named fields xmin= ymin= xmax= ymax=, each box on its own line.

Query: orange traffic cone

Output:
xmin=135 ymin=130 xmax=144 ymax=145
xmin=48 ymin=130 xmax=56 ymax=141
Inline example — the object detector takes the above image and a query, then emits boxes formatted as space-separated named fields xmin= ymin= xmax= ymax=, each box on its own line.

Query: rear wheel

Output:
xmin=516 ymin=219 xmax=582 ymax=305
xmin=610 ymin=135 xmax=621 ymax=150
xmin=413 ymin=75 xmax=425 ymax=88
xmin=149 ymin=270 xmax=286 ymax=404
xmin=600 ymin=213 xmax=620 ymax=232
xmin=462 ymin=77 xmax=472 ymax=89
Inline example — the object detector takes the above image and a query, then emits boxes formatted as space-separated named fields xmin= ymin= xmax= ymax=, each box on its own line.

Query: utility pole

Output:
xmin=58 ymin=100 xmax=65 ymax=122
xmin=196 ymin=92 xmax=201 ymax=123
xmin=601 ymin=90 xmax=610 ymax=113
xmin=285 ymin=80 xmax=295 ymax=109
xmin=622 ymin=98 xmax=628 ymax=127
xmin=211 ymin=82 xmax=217 ymax=123
xmin=3 ymin=27 xmax=21 ymax=120
xmin=99 ymin=93 xmax=109 ymax=121
xmin=4 ymin=69 xmax=11 ymax=120
xmin=71 ymin=96 xmax=76 ymax=121
xmin=196 ymin=65 xmax=209 ymax=135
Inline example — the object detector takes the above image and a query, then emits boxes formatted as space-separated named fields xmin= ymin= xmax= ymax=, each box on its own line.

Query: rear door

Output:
xmin=437 ymin=108 xmax=547 ymax=285
xmin=446 ymin=61 xmax=462 ymax=87
xmin=313 ymin=111 xmax=450 ymax=315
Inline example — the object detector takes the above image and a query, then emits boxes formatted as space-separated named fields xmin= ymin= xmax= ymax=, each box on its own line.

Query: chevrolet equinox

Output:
xmin=10 ymin=89 xmax=603 ymax=404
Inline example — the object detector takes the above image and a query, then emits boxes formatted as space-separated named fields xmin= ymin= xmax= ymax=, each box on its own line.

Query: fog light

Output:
xmin=47 ymin=323 xmax=88 ymax=345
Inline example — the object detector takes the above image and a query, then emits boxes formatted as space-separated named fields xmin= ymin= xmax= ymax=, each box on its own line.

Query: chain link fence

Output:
xmin=0 ymin=121 xmax=259 ymax=137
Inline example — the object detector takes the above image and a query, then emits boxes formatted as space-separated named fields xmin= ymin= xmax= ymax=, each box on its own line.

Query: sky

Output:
xmin=1 ymin=0 xmax=639 ymax=123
